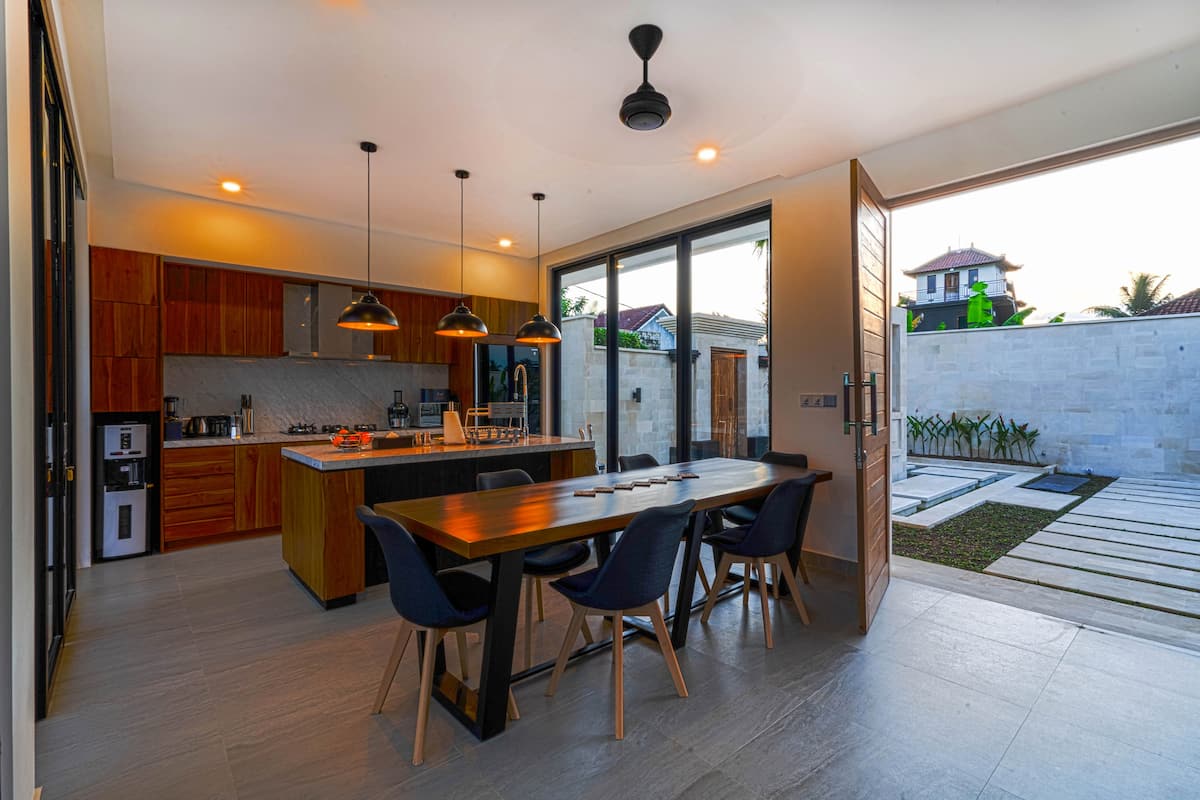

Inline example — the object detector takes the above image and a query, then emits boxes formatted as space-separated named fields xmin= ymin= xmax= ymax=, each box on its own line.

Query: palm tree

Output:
xmin=1088 ymin=272 xmax=1173 ymax=318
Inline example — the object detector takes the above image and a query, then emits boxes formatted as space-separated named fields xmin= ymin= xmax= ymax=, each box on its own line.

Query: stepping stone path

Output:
xmin=987 ymin=476 xmax=1200 ymax=618
xmin=892 ymin=474 xmax=979 ymax=509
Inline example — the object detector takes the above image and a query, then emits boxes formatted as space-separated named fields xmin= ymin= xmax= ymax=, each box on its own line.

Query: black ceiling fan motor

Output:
xmin=619 ymin=24 xmax=671 ymax=131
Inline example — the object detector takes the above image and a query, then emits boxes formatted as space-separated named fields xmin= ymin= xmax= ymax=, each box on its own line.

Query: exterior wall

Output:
xmin=891 ymin=306 xmax=908 ymax=482
xmin=912 ymin=294 xmax=1019 ymax=332
xmin=906 ymin=315 xmax=1200 ymax=476
xmin=914 ymin=263 xmax=1005 ymax=304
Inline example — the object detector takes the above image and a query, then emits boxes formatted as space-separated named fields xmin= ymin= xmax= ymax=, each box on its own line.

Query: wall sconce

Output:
xmin=632 ymin=387 xmax=642 ymax=403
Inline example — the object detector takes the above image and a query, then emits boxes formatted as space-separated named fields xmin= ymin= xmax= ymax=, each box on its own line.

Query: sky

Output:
xmin=893 ymin=135 xmax=1200 ymax=322
xmin=562 ymin=134 xmax=1200 ymax=326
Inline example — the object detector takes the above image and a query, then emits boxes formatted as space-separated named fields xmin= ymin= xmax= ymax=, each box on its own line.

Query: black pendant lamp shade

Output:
xmin=338 ymin=141 xmax=399 ymax=331
xmin=436 ymin=170 xmax=488 ymax=338
xmin=516 ymin=192 xmax=562 ymax=344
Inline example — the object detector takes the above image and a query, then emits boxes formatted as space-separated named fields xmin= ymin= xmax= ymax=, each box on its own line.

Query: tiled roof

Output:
xmin=1139 ymin=288 xmax=1200 ymax=316
xmin=594 ymin=303 xmax=670 ymax=330
xmin=902 ymin=247 xmax=1021 ymax=276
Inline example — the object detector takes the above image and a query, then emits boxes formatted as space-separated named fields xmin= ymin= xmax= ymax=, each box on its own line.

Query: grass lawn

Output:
xmin=893 ymin=475 xmax=1115 ymax=572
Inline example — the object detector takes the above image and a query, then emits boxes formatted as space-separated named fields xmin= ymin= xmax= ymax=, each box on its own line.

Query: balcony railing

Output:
xmin=913 ymin=278 xmax=1010 ymax=306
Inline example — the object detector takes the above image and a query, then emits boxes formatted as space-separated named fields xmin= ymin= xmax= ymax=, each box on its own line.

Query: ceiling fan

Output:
xmin=619 ymin=24 xmax=671 ymax=131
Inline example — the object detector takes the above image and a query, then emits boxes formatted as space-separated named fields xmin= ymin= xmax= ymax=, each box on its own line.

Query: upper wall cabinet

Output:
xmin=371 ymin=289 xmax=458 ymax=364
xmin=91 ymin=246 xmax=159 ymax=305
xmin=468 ymin=295 xmax=538 ymax=337
xmin=163 ymin=264 xmax=283 ymax=358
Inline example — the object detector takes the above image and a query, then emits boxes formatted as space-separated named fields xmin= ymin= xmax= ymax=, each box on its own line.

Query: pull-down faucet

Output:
xmin=513 ymin=363 xmax=529 ymax=439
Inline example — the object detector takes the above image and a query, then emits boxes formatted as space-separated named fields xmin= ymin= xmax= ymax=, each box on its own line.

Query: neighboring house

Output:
xmin=1138 ymin=288 xmax=1200 ymax=316
xmin=903 ymin=246 xmax=1021 ymax=330
xmin=594 ymin=303 xmax=675 ymax=349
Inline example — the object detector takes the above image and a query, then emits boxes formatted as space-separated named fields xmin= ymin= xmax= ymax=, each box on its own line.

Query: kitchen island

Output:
xmin=280 ymin=435 xmax=597 ymax=608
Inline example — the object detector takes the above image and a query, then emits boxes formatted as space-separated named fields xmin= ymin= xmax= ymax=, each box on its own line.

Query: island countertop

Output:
xmin=281 ymin=435 xmax=595 ymax=472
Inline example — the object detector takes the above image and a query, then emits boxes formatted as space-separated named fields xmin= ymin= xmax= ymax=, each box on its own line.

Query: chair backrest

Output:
xmin=761 ymin=451 xmax=808 ymax=469
xmin=476 ymin=468 xmax=534 ymax=491
xmin=739 ymin=476 xmax=818 ymax=557
xmin=579 ymin=500 xmax=695 ymax=611
xmin=617 ymin=453 xmax=659 ymax=472
xmin=356 ymin=506 xmax=462 ymax=627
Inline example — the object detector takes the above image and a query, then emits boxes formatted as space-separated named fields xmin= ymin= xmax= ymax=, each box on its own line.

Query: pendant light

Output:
xmin=435 ymin=169 xmax=489 ymax=338
xmin=338 ymin=141 xmax=399 ymax=331
xmin=515 ymin=192 xmax=561 ymax=344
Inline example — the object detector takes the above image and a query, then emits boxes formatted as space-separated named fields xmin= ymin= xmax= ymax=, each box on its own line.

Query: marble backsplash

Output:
xmin=163 ymin=356 xmax=449 ymax=431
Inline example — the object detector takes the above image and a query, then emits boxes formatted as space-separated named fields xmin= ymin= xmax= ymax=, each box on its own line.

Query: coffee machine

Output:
xmin=387 ymin=390 xmax=410 ymax=429
xmin=163 ymin=396 xmax=183 ymax=441
xmin=95 ymin=422 xmax=151 ymax=560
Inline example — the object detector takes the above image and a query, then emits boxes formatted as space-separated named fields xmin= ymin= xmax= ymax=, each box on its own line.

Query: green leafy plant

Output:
xmin=936 ymin=321 xmax=947 ymax=331
xmin=966 ymin=281 xmax=994 ymax=328
xmin=906 ymin=309 xmax=924 ymax=333
xmin=1048 ymin=312 xmax=1066 ymax=324
xmin=1001 ymin=307 xmax=1036 ymax=326
xmin=906 ymin=412 xmax=1041 ymax=464
xmin=1088 ymin=272 xmax=1172 ymax=318
xmin=560 ymin=291 xmax=591 ymax=317
xmin=593 ymin=327 xmax=650 ymax=349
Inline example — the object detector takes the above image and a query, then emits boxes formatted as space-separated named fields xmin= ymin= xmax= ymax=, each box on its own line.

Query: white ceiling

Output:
xmin=71 ymin=0 xmax=1200 ymax=257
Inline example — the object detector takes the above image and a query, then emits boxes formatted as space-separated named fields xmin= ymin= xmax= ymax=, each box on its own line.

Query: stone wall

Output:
xmin=905 ymin=314 xmax=1200 ymax=476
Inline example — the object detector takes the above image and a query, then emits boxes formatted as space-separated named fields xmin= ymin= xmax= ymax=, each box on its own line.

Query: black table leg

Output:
xmin=593 ymin=531 xmax=614 ymax=565
xmin=670 ymin=510 xmax=711 ymax=649
xmin=474 ymin=550 xmax=524 ymax=739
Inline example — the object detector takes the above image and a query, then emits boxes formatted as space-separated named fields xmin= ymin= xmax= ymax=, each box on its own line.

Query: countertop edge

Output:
xmin=281 ymin=437 xmax=596 ymax=471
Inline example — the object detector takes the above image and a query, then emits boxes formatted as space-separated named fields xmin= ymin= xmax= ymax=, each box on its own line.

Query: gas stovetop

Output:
xmin=281 ymin=423 xmax=379 ymax=435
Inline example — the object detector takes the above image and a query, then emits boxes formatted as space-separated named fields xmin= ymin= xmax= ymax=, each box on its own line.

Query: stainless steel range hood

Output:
xmin=283 ymin=282 xmax=391 ymax=360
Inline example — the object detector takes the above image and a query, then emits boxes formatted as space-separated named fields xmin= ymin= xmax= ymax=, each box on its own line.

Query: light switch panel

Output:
xmin=798 ymin=394 xmax=837 ymax=408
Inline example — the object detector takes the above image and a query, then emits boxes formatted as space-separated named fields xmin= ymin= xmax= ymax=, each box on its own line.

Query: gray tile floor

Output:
xmin=36 ymin=535 xmax=1200 ymax=799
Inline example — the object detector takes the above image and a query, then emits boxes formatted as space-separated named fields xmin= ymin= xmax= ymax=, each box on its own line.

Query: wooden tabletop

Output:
xmin=374 ymin=457 xmax=832 ymax=559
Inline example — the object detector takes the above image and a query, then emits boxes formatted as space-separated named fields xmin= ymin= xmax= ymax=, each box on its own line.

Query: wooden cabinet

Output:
xmin=163 ymin=265 xmax=283 ymax=357
xmin=235 ymin=443 xmax=283 ymax=531
xmin=371 ymin=289 xmax=457 ymax=364
xmin=468 ymin=295 xmax=538 ymax=337
xmin=90 ymin=246 xmax=160 ymax=412
xmin=162 ymin=447 xmax=236 ymax=545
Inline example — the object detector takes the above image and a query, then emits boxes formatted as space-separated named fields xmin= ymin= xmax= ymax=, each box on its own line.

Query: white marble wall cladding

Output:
xmin=163 ymin=356 xmax=449 ymax=431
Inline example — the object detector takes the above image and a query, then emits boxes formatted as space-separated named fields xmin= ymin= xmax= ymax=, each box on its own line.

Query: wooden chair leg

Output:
xmin=536 ymin=578 xmax=545 ymax=622
xmin=798 ymin=557 xmax=811 ymax=585
xmin=777 ymin=554 xmax=811 ymax=624
xmin=373 ymin=621 xmax=413 ymax=714
xmin=771 ymin=562 xmax=780 ymax=600
xmin=700 ymin=554 xmax=733 ymax=624
xmin=663 ymin=587 xmax=670 ymax=616
xmin=742 ymin=561 xmax=752 ymax=605
xmin=455 ymin=630 xmax=470 ymax=681
xmin=507 ymin=689 xmax=520 ymax=720
xmin=547 ymin=605 xmax=586 ymax=697
xmin=755 ymin=559 xmax=773 ymax=649
xmin=647 ymin=603 xmax=688 ymax=698
xmin=524 ymin=575 xmax=535 ymax=670
xmin=413 ymin=629 xmax=442 ymax=766
xmin=612 ymin=613 xmax=625 ymax=740
xmin=697 ymin=559 xmax=712 ymax=595
xmin=580 ymin=617 xmax=595 ymax=644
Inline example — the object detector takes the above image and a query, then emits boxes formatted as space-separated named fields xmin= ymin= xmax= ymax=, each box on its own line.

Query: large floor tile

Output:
xmin=915 ymin=590 xmax=1080 ymax=657
xmin=1061 ymin=626 xmax=1200 ymax=700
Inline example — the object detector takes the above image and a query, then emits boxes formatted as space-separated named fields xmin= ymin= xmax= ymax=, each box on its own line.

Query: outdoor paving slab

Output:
xmin=891 ymin=474 xmax=978 ymax=506
xmin=1006 ymin=542 xmax=1200 ymax=592
xmin=1044 ymin=521 xmax=1200 ymax=556
xmin=1027 ymin=531 xmax=1200 ymax=572
xmin=991 ymin=487 xmax=1078 ymax=511
xmin=1060 ymin=512 xmax=1200 ymax=541
xmin=1117 ymin=476 xmax=1200 ymax=491
xmin=1097 ymin=488 xmax=1200 ymax=509
xmin=1112 ymin=479 xmax=1200 ymax=498
xmin=912 ymin=465 xmax=1004 ymax=482
xmin=893 ymin=471 xmax=1048 ymax=529
xmin=891 ymin=496 xmax=920 ymax=516
xmin=1070 ymin=497 xmax=1200 ymax=531
xmin=984 ymin=557 xmax=1200 ymax=618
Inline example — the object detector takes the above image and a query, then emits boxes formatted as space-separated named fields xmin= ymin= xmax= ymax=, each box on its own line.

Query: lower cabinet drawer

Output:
xmin=163 ymin=516 xmax=236 ymax=542
xmin=163 ymin=487 xmax=235 ymax=511
xmin=164 ymin=504 xmax=236 ymax=526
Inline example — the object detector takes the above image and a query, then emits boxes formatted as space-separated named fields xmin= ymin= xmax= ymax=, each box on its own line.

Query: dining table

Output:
xmin=373 ymin=456 xmax=833 ymax=741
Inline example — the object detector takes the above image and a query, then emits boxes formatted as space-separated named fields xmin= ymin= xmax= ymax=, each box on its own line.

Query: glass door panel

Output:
xmin=476 ymin=343 xmax=541 ymax=434
xmin=614 ymin=244 xmax=677 ymax=465
xmin=688 ymin=219 xmax=771 ymax=459
xmin=556 ymin=262 xmax=607 ymax=470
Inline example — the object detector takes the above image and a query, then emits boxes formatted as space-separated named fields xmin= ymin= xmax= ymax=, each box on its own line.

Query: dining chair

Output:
xmin=615 ymin=453 xmax=712 ymax=607
xmin=356 ymin=506 xmax=520 ymax=766
xmin=545 ymin=500 xmax=696 ymax=739
xmin=720 ymin=451 xmax=813 ymax=596
xmin=700 ymin=476 xmax=817 ymax=649
xmin=476 ymin=469 xmax=594 ymax=669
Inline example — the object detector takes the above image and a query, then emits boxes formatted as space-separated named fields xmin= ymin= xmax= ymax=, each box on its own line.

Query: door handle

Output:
xmin=866 ymin=373 xmax=878 ymax=436
xmin=842 ymin=373 xmax=852 ymax=434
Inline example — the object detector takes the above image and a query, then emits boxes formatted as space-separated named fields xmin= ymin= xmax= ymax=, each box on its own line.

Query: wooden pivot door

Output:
xmin=850 ymin=160 xmax=891 ymax=634
xmin=710 ymin=348 xmax=746 ymax=458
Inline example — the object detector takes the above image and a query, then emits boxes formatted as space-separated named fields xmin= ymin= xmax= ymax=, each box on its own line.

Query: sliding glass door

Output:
xmin=553 ymin=209 xmax=770 ymax=469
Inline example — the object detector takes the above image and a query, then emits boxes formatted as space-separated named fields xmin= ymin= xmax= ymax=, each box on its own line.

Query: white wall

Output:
xmin=87 ymin=166 xmax=538 ymax=302
xmin=906 ymin=315 xmax=1200 ymax=476
xmin=3 ymin=0 xmax=37 ymax=796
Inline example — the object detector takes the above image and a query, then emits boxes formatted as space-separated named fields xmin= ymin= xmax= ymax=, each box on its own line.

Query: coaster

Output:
xmin=665 ymin=475 xmax=683 ymax=481
xmin=679 ymin=473 xmax=700 ymax=479
xmin=613 ymin=483 xmax=634 ymax=490
xmin=633 ymin=479 xmax=652 ymax=487
xmin=574 ymin=489 xmax=597 ymax=497
xmin=649 ymin=477 xmax=668 ymax=484
xmin=594 ymin=486 xmax=615 ymax=493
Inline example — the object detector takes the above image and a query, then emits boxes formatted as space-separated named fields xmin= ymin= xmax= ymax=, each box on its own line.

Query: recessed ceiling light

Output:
xmin=696 ymin=147 xmax=718 ymax=162
xmin=220 ymin=180 xmax=242 ymax=193
xmin=498 ymin=238 xmax=513 ymax=248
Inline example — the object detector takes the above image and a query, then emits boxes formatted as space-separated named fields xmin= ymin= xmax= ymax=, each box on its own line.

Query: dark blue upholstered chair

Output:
xmin=615 ymin=453 xmax=712 ymax=605
xmin=545 ymin=500 xmax=696 ymax=739
xmin=476 ymin=469 xmax=593 ymax=668
xmin=719 ymin=452 xmax=813 ymax=595
xmin=357 ymin=506 xmax=518 ymax=765
xmin=700 ymin=476 xmax=817 ymax=649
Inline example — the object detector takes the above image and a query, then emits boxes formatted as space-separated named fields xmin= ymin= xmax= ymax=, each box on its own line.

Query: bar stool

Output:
xmin=356 ymin=506 xmax=519 ymax=765
xmin=700 ymin=476 xmax=817 ymax=649
xmin=616 ymin=453 xmax=712 ymax=608
xmin=545 ymin=500 xmax=696 ymax=739
xmin=720 ymin=451 xmax=812 ymax=597
xmin=476 ymin=469 xmax=594 ymax=669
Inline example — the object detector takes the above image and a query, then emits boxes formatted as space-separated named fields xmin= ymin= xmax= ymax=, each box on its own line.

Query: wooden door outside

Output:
xmin=850 ymin=160 xmax=891 ymax=634
xmin=944 ymin=270 xmax=960 ymax=300
xmin=710 ymin=348 xmax=744 ymax=458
